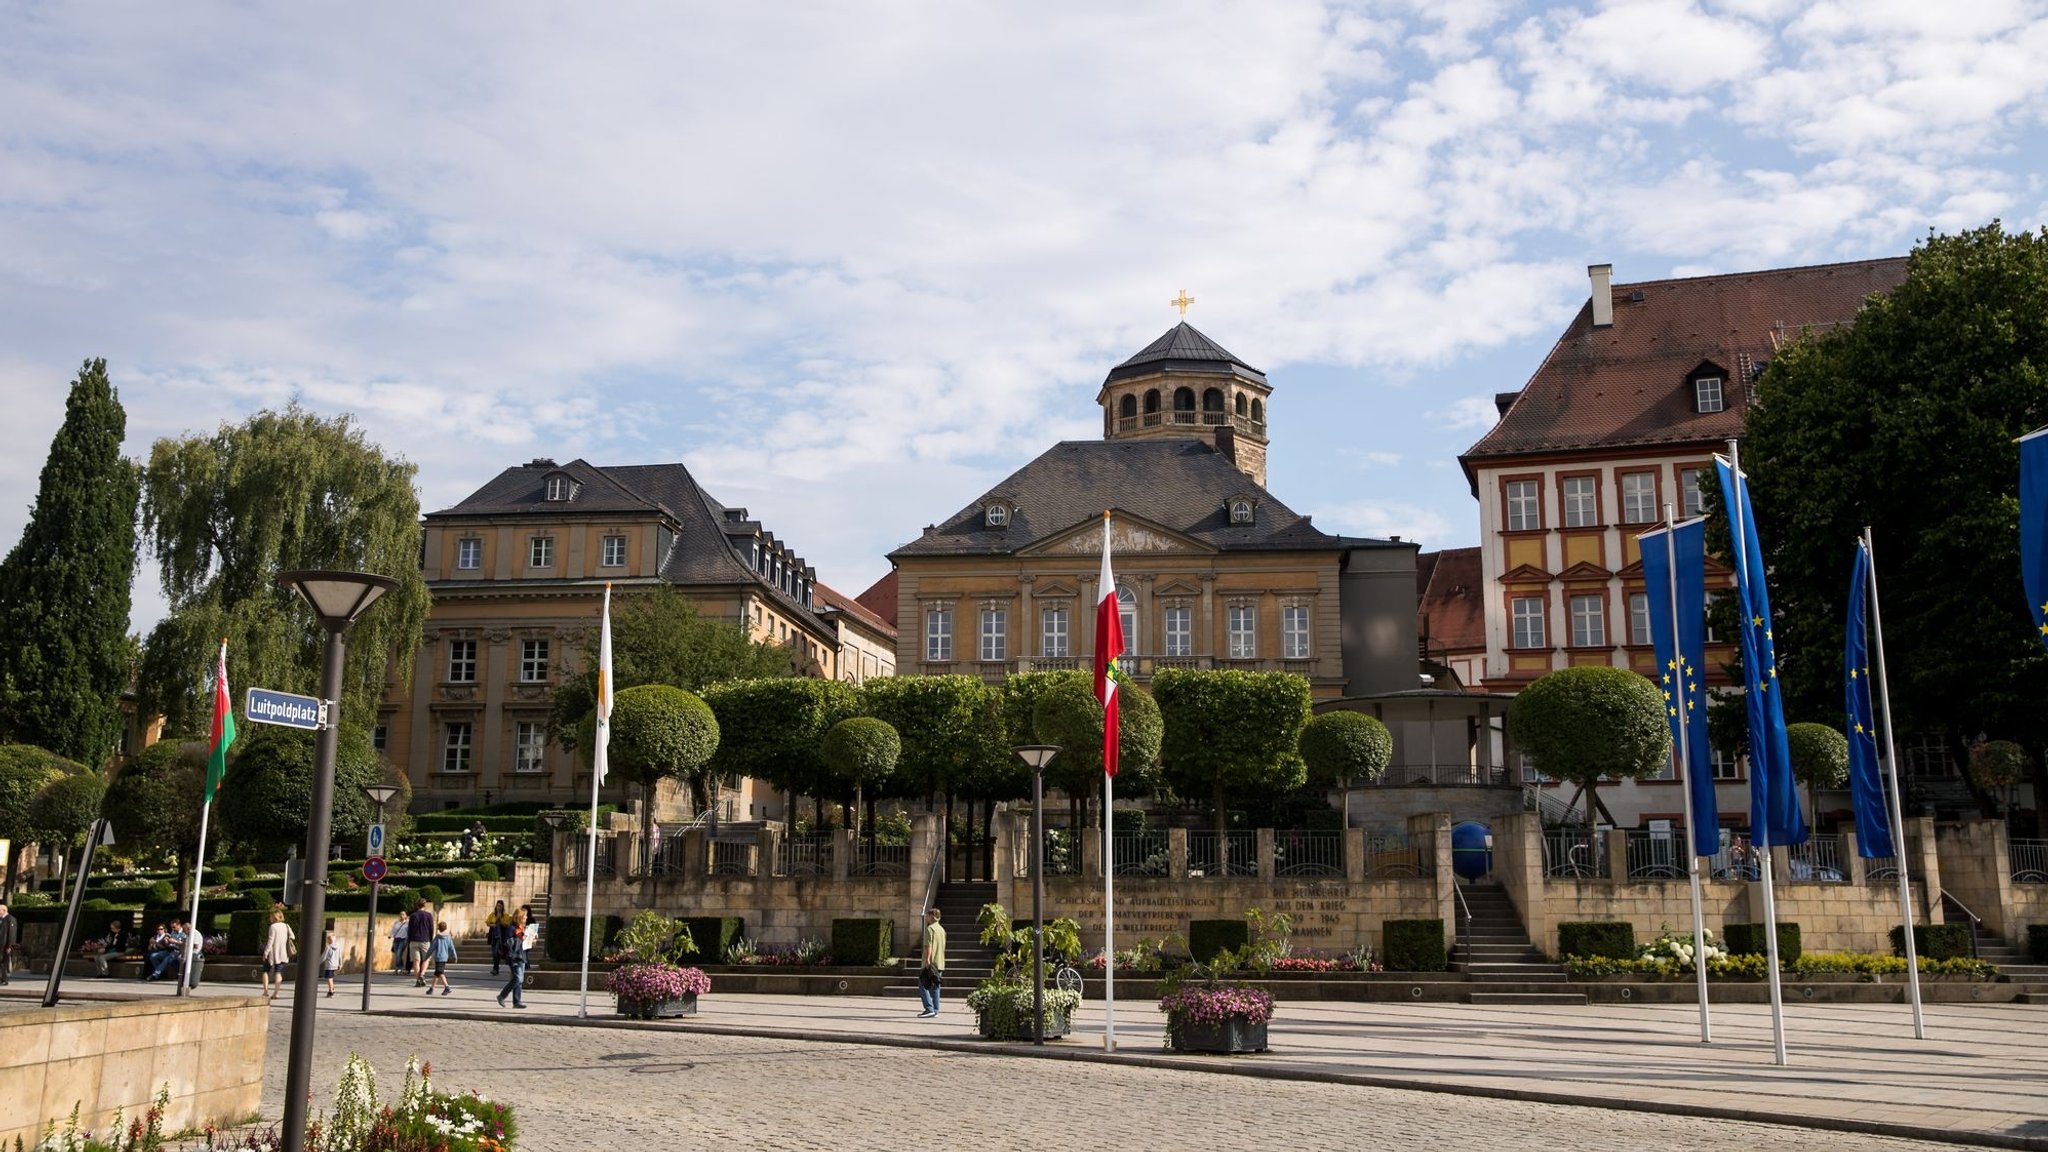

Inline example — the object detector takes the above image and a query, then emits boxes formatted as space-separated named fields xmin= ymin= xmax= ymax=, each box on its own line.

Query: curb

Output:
xmin=365 ymin=1006 xmax=2048 ymax=1151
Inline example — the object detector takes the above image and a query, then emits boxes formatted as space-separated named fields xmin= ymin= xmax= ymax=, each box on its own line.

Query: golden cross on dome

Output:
xmin=1171 ymin=289 xmax=1195 ymax=317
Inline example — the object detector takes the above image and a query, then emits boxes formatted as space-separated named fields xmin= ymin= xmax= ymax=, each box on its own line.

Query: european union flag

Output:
xmin=1844 ymin=540 xmax=1892 ymax=857
xmin=1638 ymin=516 xmax=1718 ymax=857
xmin=1715 ymin=455 xmax=1809 ymax=849
xmin=2021 ymin=428 xmax=2048 ymax=653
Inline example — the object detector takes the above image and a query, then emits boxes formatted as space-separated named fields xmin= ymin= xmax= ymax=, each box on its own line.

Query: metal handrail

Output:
xmin=919 ymin=832 xmax=944 ymax=924
xmin=1453 ymin=882 xmax=1472 ymax=970
xmin=1940 ymin=892 xmax=1983 ymax=959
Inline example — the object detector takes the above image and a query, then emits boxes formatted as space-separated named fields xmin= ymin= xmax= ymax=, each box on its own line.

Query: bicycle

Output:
xmin=1051 ymin=954 xmax=1082 ymax=997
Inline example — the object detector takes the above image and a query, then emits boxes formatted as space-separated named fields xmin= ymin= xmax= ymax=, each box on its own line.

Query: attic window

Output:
xmin=1695 ymin=376 xmax=1725 ymax=414
xmin=1229 ymin=500 xmax=1254 ymax=525
xmin=985 ymin=504 xmax=1009 ymax=528
xmin=544 ymin=474 xmax=574 ymax=502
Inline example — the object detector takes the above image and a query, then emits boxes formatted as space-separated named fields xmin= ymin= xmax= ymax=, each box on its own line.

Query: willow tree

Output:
xmin=0 ymin=358 xmax=139 ymax=766
xmin=138 ymin=406 xmax=429 ymax=736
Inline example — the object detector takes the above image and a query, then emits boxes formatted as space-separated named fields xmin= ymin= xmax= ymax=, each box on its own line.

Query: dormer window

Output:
xmin=1229 ymin=499 xmax=1255 ymax=525
xmin=985 ymin=504 xmax=1008 ymax=527
xmin=544 ymin=474 xmax=574 ymax=502
xmin=1695 ymin=376 xmax=1725 ymax=414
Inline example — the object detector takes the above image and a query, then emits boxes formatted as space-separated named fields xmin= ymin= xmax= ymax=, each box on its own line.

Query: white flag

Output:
xmin=594 ymin=584 xmax=613 ymax=785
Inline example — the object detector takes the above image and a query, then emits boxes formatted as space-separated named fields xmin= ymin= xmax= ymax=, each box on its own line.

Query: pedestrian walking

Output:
xmin=428 ymin=920 xmax=457 ymax=996
xmin=388 ymin=914 xmax=409 ymax=975
xmin=917 ymin=907 xmax=946 ymax=1017
xmin=407 ymin=899 xmax=435 ymax=986
xmin=496 ymin=907 xmax=532 ymax=1009
xmin=0 ymin=903 xmax=18 ymax=985
xmin=320 ymin=931 xmax=342 ymax=997
xmin=485 ymin=900 xmax=510 ymax=976
xmin=260 ymin=908 xmax=295 ymax=1001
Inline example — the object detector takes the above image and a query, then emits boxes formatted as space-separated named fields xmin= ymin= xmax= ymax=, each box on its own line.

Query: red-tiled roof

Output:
xmin=1417 ymin=547 xmax=1484 ymax=654
xmin=814 ymin=579 xmax=896 ymax=640
xmin=1461 ymin=258 xmax=1909 ymax=472
xmin=853 ymin=569 xmax=898 ymax=630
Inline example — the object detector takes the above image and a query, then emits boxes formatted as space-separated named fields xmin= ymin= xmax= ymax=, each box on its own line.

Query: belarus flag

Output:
xmin=204 ymin=641 xmax=236 ymax=804
xmin=1093 ymin=513 xmax=1124 ymax=777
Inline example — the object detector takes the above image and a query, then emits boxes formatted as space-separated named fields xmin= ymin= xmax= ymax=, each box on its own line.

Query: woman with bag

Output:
xmin=496 ymin=907 xmax=532 ymax=1009
xmin=485 ymin=899 xmax=510 ymax=975
xmin=260 ymin=908 xmax=295 ymax=1002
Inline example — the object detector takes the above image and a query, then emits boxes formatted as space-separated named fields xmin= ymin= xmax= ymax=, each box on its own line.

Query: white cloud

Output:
xmin=1430 ymin=395 xmax=1503 ymax=431
xmin=1312 ymin=499 xmax=1457 ymax=548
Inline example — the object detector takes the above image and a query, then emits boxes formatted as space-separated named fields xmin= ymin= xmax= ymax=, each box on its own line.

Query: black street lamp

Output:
xmin=540 ymin=812 xmax=568 ymax=925
xmin=1012 ymin=745 xmax=1060 ymax=1046
xmin=359 ymin=783 xmax=400 ymax=1013
xmin=276 ymin=570 xmax=398 ymax=1152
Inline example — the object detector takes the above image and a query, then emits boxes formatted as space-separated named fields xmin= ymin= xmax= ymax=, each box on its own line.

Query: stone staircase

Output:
xmin=1973 ymin=936 xmax=2048 ymax=1002
xmin=885 ymin=881 xmax=999 ymax=994
xmin=1454 ymin=880 xmax=1584 ymax=1006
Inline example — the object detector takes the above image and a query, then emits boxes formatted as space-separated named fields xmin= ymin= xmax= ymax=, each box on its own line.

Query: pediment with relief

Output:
xmin=1155 ymin=577 xmax=1203 ymax=597
xmin=1023 ymin=512 xmax=1212 ymax=557
xmin=1033 ymin=580 xmax=1080 ymax=598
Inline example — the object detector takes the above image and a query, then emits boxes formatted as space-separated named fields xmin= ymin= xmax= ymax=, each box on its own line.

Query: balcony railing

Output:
xmin=1543 ymin=829 xmax=1608 ymax=879
xmin=1187 ymin=830 xmax=1256 ymax=878
xmin=710 ymin=838 xmax=757 ymax=877
xmin=849 ymin=840 xmax=909 ymax=877
xmin=1275 ymin=830 xmax=1343 ymax=877
xmin=1786 ymin=835 xmax=1847 ymax=883
xmin=1111 ymin=831 xmax=1170 ymax=876
xmin=563 ymin=836 xmax=616 ymax=879
xmin=1360 ymin=831 xmax=1430 ymax=877
xmin=2011 ymin=838 xmax=2048 ymax=883
xmin=1367 ymin=763 xmax=1509 ymax=788
xmin=1706 ymin=836 xmax=1757 ymax=881
xmin=1623 ymin=830 xmax=1689 ymax=880
xmin=775 ymin=834 xmax=832 ymax=878
xmin=648 ymin=830 xmax=689 ymax=877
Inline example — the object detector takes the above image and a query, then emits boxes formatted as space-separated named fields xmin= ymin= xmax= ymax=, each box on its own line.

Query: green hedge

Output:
xmin=1723 ymin=922 xmax=1802 ymax=963
xmin=1890 ymin=923 xmax=1975 ymax=961
xmin=1557 ymin=921 xmax=1636 ymax=959
xmin=546 ymin=915 xmax=625 ymax=963
xmin=2029 ymin=924 xmax=2048 ymax=965
xmin=1188 ymin=919 xmax=1250 ymax=964
xmin=831 ymin=918 xmax=894 ymax=966
xmin=676 ymin=917 xmax=744 ymax=962
xmin=1384 ymin=919 xmax=1447 ymax=972
xmin=227 ymin=910 xmax=270 ymax=956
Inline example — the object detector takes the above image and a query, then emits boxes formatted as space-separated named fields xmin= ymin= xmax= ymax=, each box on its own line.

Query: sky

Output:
xmin=1 ymin=1 xmax=2044 ymax=632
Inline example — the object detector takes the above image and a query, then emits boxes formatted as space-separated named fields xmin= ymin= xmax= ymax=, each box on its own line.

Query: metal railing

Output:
xmin=1454 ymin=882 xmax=1472 ymax=969
xmin=710 ymin=838 xmax=756 ymax=877
xmin=776 ymin=834 xmax=832 ymax=878
xmin=1623 ymin=830 xmax=1689 ymax=880
xmin=1706 ymin=835 xmax=1757 ymax=881
xmin=1274 ymin=830 xmax=1343 ymax=878
xmin=850 ymin=840 xmax=909 ymax=877
xmin=1524 ymin=783 xmax=1584 ymax=826
xmin=1368 ymin=763 xmax=1510 ymax=787
xmin=1111 ymin=830 xmax=1170 ymax=876
xmin=1360 ymin=831 xmax=1430 ymax=877
xmin=1542 ymin=829 xmax=1608 ymax=879
xmin=1786 ymin=835 xmax=1847 ymax=883
xmin=648 ymin=831 xmax=691 ymax=877
xmin=1941 ymin=892 xmax=1983 ymax=959
xmin=1187 ymin=830 xmax=1256 ymax=878
xmin=2011 ymin=838 xmax=2048 ymax=883
xmin=563 ymin=836 xmax=616 ymax=879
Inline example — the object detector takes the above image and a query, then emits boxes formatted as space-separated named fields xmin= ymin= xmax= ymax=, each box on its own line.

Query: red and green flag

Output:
xmin=205 ymin=641 xmax=236 ymax=803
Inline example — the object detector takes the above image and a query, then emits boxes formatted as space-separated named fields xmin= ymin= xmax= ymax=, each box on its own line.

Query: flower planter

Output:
xmin=1169 ymin=1015 xmax=1269 ymax=1054
xmin=975 ymin=1005 xmax=1072 ymax=1040
xmin=615 ymin=992 xmax=698 ymax=1019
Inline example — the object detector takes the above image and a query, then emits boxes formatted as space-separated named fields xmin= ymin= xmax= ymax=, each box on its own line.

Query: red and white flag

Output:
xmin=1093 ymin=512 xmax=1124 ymax=777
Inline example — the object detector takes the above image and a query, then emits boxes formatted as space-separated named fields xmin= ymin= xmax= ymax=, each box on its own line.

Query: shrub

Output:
xmin=236 ymin=864 xmax=260 ymax=881
xmin=1188 ymin=919 xmax=1250 ymax=964
xmin=1890 ymin=923 xmax=1975 ymax=961
xmin=1723 ymin=922 xmax=1803 ymax=963
xmin=1383 ymin=919 xmax=1447 ymax=972
xmin=414 ymin=884 xmax=445 ymax=906
xmin=81 ymin=897 xmax=117 ymax=913
xmin=473 ymin=862 xmax=501 ymax=882
xmin=227 ymin=910 xmax=270 ymax=956
xmin=1557 ymin=921 xmax=1636 ymax=960
xmin=546 ymin=915 xmax=626 ymax=963
xmin=2031 ymin=924 xmax=2048 ymax=965
xmin=831 ymin=918 xmax=894 ymax=966
xmin=147 ymin=879 xmax=176 ymax=905
xmin=676 ymin=917 xmax=744 ymax=962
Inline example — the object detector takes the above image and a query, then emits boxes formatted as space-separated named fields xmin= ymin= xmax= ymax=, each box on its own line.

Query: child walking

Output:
xmin=320 ymin=931 xmax=342 ymax=997
xmin=428 ymin=919 xmax=457 ymax=996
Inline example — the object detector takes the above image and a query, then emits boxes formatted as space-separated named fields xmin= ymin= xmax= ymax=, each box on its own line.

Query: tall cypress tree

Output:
xmin=0 ymin=358 xmax=140 ymax=765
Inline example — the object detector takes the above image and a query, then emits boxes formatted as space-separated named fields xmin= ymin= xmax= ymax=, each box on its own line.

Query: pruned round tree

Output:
xmin=102 ymin=738 xmax=208 ymax=903
xmin=607 ymin=684 xmax=719 ymax=852
xmin=217 ymin=725 xmax=388 ymax=861
xmin=703 ymin=678 xmax=859 ymax=827
xmin=30 ymin=771 xmax=106 ymax=855
xmin=1029 ymin=672 xmax=1164 ymax=805
xmin=0 ymin=744 xmax=84 ymax=896
xmin=1507 ymin=666 xmax=1669 ymax=835
xmin=821 ymin=716 xmax=900 ymax=838
xmin=1785 ymin=722 xmax=1848 ymax=824
xmin=1968 ymin=739 xmax=2029 ymax=803
xmin=1153 ymin=669 xmax=1312 ymax=839
xmin=1297 ymin=711 xmax=1393 ymax=829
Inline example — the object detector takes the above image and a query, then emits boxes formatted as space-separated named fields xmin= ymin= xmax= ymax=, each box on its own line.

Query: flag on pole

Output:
xmin=593 ymin=584 xmax=614 ymax=785
xmin=1094 ymin=513 xmax=1124 ymax=777
xmin=1638 ymin=517 xmax=1718 ymax=857
xmin=2021 ymin=427 xmax=2048 ymax=653
xmin=1714 ymin=455 xmax=1807 ymax=848
xmin=1844 ymin=541 xmax=1894 ymax=856
xmin=205 ymin=640 xmax=236 ymax=803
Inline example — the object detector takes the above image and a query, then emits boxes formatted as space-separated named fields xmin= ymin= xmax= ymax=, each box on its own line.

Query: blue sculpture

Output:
xmin=1451 ymin=820 xmax=1493 ymax=880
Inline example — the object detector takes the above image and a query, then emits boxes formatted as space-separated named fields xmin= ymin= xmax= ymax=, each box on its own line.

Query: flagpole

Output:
xmin=177 ymin=800 xmax=213 ymax=997
xmin=1728 ymin=439 xmax=1789 ymax=1066
xmin=578 ymin=585 xmax=612 ymax=1019
xmin=1101 ymin=512 xmax=1116 ymax=1053
xmin=1863 ymin=528 xmax=1925 ymax=1038
xmin=1662 ymin=502 xmax=1712 ymax=1043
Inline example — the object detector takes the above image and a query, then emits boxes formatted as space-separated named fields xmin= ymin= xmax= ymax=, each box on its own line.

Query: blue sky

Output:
xmin=1 ymin=1 xmax=2043 ymax=629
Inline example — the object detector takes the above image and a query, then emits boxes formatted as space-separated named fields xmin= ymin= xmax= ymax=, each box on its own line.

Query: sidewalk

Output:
xmin=15 ymin=971 xmax=2048 ymax=1149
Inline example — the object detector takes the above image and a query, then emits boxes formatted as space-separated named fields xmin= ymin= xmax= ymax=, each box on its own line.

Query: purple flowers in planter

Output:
xmin=1157 ymin=984 xmax=1275 ymax=1028
xmin=606 ymin=961 xmax=711 ymax=1002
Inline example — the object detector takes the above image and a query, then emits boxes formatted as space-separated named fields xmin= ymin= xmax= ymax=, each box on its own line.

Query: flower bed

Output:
xmin=965 ymin=984 xmax=1081 ymax=1039
xmin=1158 ymin=984 xmax=1276 ymax=1028
xmin=1565 ymin=951 xmax=1999 ymax=982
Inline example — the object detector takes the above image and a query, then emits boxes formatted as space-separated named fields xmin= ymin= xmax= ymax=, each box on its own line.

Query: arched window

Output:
xmin=1235 ymin=393 xmax=1248 ymax=416
xmin=985 ymin=504 xmax=1008 ymax=527
xmin=1172 ymin=387 xmax=1196 ymax=423
xmin=1118 ymin=394 xmax=1137 ymax=427
xmin=1117 ymin=586 xmax=1137 ymax=654
xmin=1202 ymin=388 xmax=1224 ymax=412
xmin=1250 ymin=398 xmax=1264 ymax=426
xmin=1230 ymin=500 xmax=1254 ymax=524
xmin=1143 ymin=389 xmax=1160 ymax=413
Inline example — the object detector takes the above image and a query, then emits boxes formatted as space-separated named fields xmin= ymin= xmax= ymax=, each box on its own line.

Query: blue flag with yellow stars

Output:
xmin=2021 ymin=428 xmax=2048 ymax=653
xmin=1715 ymin=455 xmax=1808 ymax=849
xmin=1638 ymin=516 xmax=1718 ymax=857
xmin=1844 ymin=540 xmax=1892 ymax=858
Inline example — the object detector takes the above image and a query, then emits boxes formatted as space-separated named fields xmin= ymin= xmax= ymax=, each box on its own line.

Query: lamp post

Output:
xmin=540 ymin=812 xmax=568 ymax=926
xmin=359 ymin=783 xmax=400 ymax=1013
xmin=1012 ymin=745 xmax=1060 ymax=1046
xmin=276 ymin=570 xmax=398 ymax=1152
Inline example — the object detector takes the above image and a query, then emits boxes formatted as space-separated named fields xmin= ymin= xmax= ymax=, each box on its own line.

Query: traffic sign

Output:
xmin=363 ymin=856 xmax=388 ymax=884
xmin=245 ymin=687 xmax=326 ymax=731
xmin=367 ymin=822 xmax=386 ymax=856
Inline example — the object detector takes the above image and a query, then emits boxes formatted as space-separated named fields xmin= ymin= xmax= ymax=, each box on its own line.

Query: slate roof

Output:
xmin=1461 ymin=258 xmax=1908 ymax=473
xmin=1416 ymin=547 xmax=1485 ymax=654
xmin=428 ymin=458 xmax=823 ymax=626
xmin=890 ymin=437 xmax=1361 ymax=558
xmin=813 ymin=580 xmax=896 ymax=640
xmin=1103 ymin=321 xmax=1267 ymax=387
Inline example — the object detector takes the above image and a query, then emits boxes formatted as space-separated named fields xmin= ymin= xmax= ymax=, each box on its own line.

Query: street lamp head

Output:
xmin=277 ymin=570 xmax=401 ymax=630
xmin=1012 ymin=744 xmax=1061 ymax=770
xmin=540 ymin=812 xmax=569 ymax=830
xmin=360 ymin=784 xmax=401 ymax=809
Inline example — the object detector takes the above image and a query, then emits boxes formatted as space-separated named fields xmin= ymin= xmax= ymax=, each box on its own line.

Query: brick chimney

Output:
xmin=1589 ymin=263 xmax=1614 ymax=328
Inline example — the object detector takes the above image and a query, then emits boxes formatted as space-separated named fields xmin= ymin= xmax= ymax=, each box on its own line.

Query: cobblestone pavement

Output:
xmin=257 ymin=1010 xmax=1976 ymax=1151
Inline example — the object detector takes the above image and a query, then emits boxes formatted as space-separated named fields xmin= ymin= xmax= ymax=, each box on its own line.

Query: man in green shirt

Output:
xmin=917 ymin=907 xmax=946 ymax=1017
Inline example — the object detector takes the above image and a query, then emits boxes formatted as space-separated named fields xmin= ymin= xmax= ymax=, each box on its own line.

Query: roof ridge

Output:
xmin=1612 ymin=255 xmax=1909 ymax=291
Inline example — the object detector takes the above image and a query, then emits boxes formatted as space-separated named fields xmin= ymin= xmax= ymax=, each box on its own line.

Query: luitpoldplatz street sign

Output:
xmin=245 ymin=686 xmax=328 ymax=731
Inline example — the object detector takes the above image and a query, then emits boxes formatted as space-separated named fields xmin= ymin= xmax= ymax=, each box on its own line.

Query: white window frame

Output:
xmin=520 ymin=638 xmax=550 ymax=683
xmin=1711 ymin=747 xmax=1742 ymax=780
xmin=447 ymin=639 xmax=477 ymax=684
xmin=529 ymin=535 xmax=554 ymax=569
xmin=1117 ymin=586 xmax=1137 ymax=653
xmin=1505 ymin=480 xmax=1540 ymax=532
xmin=442 ymin=723 xmax=472 ymax=773
xmin=514 ymin=721 xmax=547 ymax=774
xmin=1680 ymin=467 xmax=1705 ymax=518
xmin=455 ymin=538 xmax=482 ymax=570
xmin=1696 ymin=376 xmax=1725 ymax=414
xmin=600 ymin=534 xmax=628 ymax=567
xmin=1230 ymin=500 xmax=1254 ymax=524
xmin=1562 ymin=476 xmax=1598 ymax=528
xmin=1164 ymin=605 xmax=1192 ymax=657
xmin=1627 ymin=592 xmax=1652 ymax=647
xmin=1620 ymin=472 xmax=1657 ymax=524
xmin=925 ymin=606 xmax=953 ymax=662
xmin=979 ymin=608 xmax=1006 ymax=663
xmin=985 ymin=504 xmax=1008 ymax=527
xmin=1227 ymin=604 xmax=1256 ymax=659
xmin=1281 ymin=605 xmax=1310 ymax=659
xmin=545 ymin=475 xmax=572 ymax=501
xmin=1569 ymin=593 xmax=1606 ymax=648
xmin=1040 ymin=605 xmax=1069 ymax=659
xmin=1510 ymin=596 xmax=1545 ymax=649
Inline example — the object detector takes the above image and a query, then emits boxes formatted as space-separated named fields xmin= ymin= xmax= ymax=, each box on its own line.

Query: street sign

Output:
xmin=367 ymin=822 xmax=386 ymax=856
xmin=363 ymin=856 xmax=388 ymax=884
xmin=245 ymin=687 xmax=326 ymax=731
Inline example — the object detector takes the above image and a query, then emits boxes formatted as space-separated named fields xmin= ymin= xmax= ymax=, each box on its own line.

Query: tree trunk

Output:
xmin=982 ymin=803 xmax=996 ymax=879
xmin=813 ymin=794 xmax=825 ymax=833
xmin=1585 ymin=780 xmax=1599 ymax=874
xmin=2 ymin=850 xmax=16 ymax=901
xmin=643 ymin=782 xmax=657 ymax=875
xmin=943 ymin=792 xmax=955 ymax=882
xmin=1213 ymin=776 xmax=1228 ymax=843
xmin=1341 ymin=783 xmax=1353 ymax=831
